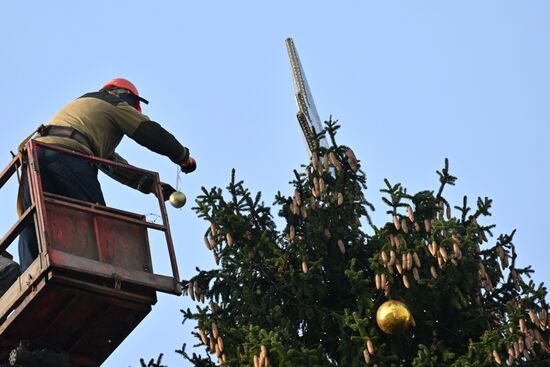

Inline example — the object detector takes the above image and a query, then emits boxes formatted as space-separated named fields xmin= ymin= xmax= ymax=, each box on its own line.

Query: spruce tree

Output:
xmin=176 ymin=120 xmax=549 ymax=366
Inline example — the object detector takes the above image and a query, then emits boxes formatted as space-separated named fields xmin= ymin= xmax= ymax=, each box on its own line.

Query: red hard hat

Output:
xmin=102 ymin=78 xmax=149 ymax=111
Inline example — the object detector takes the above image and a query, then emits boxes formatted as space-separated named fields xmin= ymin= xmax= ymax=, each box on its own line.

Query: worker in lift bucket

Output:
xmin=14 ymin=78 xmax=196 ymax=274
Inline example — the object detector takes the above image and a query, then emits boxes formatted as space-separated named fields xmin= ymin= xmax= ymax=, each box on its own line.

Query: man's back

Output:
xmin=36 ymin=91 xmax=150 ymax=158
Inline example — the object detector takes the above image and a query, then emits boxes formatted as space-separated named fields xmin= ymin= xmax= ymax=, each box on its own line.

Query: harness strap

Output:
xmin=40 ymin=125 xmax=98 ymax=156
xmin=17 ymin=124 xmax=45 ymax=160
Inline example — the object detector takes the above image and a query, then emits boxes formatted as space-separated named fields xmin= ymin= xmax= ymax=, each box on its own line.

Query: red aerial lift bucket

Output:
xmin=0 ymin=141 xmax=182 ymax=366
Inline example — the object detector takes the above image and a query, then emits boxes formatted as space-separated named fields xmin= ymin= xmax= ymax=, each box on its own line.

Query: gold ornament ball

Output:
xmin=376 ymin=300 xmax=412 ymax=335
xmin=169 ymin=191 xmax=187 ymax=208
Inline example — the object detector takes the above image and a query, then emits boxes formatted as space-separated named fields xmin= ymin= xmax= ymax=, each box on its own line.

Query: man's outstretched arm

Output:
xmin=98 ymin=152 xmax=176 ymax=199
xmin=130 ymin=120 xmax=196 ymax=173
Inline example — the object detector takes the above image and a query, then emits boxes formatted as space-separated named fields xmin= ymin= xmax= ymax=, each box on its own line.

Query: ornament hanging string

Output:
xmin=176 ymin=166 xmax=183 ymax=192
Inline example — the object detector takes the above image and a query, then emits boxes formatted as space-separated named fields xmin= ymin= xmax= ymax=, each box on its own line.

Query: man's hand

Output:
xmin=156 ymin=182 xmax=177 ymax=200
xmin=139 ymin=176 xmax=176 ymax=201
xmin=180 ymin=156 xmax=197 ymax=174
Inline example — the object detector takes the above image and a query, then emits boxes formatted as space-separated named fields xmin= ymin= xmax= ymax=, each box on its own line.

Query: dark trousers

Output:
xmin=18 ymin=148 xmax=105 ymax=272
xmin=0 ymin=257 xmax=20 ymax=295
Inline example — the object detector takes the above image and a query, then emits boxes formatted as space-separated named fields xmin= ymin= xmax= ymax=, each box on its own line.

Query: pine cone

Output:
xmin=424 ymin=218 xmax=431 ymax=233
xmin=199 ymin=329 xmax=208 ymax=345
xmin=188 ymin=282 xmax=195 ymax=301
xmin=393 ymin=215 xmax=401 ymax=230
xmin=226 ymin=233 xmax=234 ymax=247
xmin=345 ymin=149 xmax=359 ymax=171
xmin=407 ymin=206 xmax=415 ymax=222
xmin=413 ymin=267 xmax=420 ymax=282
xmin=329 ymin=151 xmax=342 ymax=171
xmin=493 ymin=350 xmax=502 ymax=365
xmin=367 ymin=339 xmax=375 ymax=354
xmin=363 ymin=348 xmax=371 ymax=363
xmin=412 ymin=252 xmax=421 ymax=268
xmin=338 ymin=240 xmax=346 ymax=255
xmin=302 ymin=261 xmax=309 ymax=273
xmin=211 ymin=321 xmax=219 ymax=339
xmin=401 ymin=219 xmax=409 ymax=234
xmin=403 ymin=274 xmax=410 ymax=288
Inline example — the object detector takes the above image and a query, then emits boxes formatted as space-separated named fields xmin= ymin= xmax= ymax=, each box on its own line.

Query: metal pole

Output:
xmin=155 ymin=173 xmax=181 ymax=284
xmin=286 ymin=37 xmax=329 ymax=155
xmin=27 ymin=142 xmax=49 ymax=259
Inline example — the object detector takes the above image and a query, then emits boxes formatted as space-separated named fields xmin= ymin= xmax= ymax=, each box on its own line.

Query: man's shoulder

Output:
xmin=78 ymin=91 xmax=122 ymax=107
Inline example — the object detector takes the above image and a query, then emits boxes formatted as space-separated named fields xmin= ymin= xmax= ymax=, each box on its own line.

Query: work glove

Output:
xmin=136 ymin=175 xmax=176 ymax=201
xmin=154 ymin=182 xmax=177 ymax=200
xmin=149 ymin=182 xmax=176 ymax=201
xmin=180 ymin=156 xmax=197 ymax=174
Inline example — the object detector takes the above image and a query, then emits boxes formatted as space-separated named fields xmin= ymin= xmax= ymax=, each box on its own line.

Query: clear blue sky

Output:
xmin=1 ymin=2 xmax=549 ymax=366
